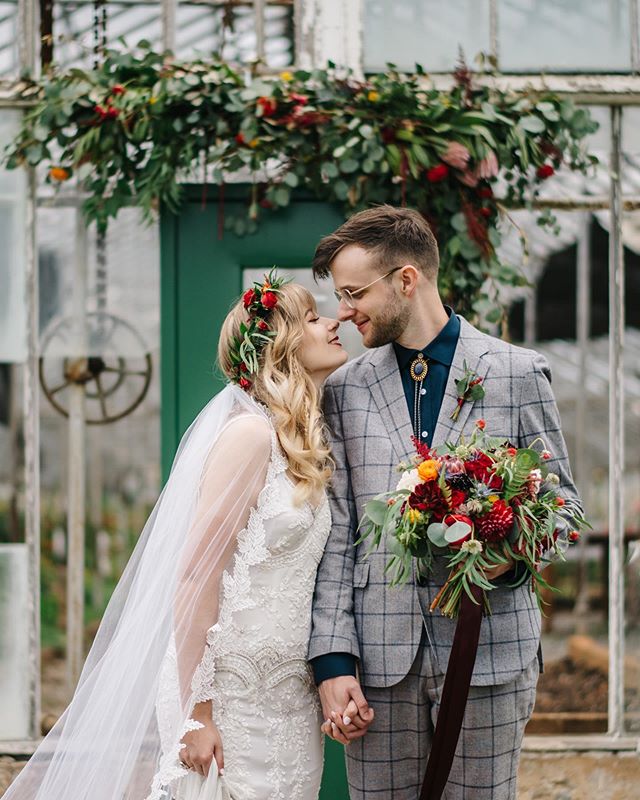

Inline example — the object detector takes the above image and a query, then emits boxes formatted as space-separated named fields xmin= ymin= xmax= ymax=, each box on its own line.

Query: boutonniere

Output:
xmin=450 ymin=360 xmax=485 ymax=421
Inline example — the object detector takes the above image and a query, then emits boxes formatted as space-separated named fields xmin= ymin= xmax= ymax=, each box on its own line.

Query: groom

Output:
xmin=308 ymin=205 xmax=581 ymax=799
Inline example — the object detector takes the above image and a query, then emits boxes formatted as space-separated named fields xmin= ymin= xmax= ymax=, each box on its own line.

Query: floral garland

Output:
xmin=230 ymin=269 xmax=287 ymax=390
xmin=3 ymin=46 xmax=598 ymax=319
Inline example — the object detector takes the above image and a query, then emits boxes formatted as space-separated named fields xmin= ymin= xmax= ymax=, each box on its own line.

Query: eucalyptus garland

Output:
xmin=4 ymin=46 xmax=598 ymax=319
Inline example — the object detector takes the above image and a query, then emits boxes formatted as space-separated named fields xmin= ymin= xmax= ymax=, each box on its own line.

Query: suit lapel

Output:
xmin=432 ymin=317 xmax=491 ymax=446
xmin=368 ymin=345 xmax=416 ymax=462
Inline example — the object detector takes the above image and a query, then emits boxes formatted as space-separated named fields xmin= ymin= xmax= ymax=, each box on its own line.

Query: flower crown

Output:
xmin=229 ymin=268 xmax=288 ymax=391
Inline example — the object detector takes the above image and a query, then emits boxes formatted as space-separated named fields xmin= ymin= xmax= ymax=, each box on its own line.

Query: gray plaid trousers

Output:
xmin=346 ymin=629 xmax=539 ymax=800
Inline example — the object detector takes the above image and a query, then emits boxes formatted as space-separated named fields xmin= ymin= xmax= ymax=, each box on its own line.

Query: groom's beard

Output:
xmin=364 ymin=295 xmax=410 ymax=348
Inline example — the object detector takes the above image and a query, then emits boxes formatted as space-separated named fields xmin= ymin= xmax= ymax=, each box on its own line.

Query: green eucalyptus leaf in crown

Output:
xmin=231 ymin=268 xmax=289 ymax=390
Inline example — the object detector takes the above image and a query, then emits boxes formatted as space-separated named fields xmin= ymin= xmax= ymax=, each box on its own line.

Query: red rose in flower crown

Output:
xmin=243 ymin=288 xmax=258 ymax=308
xmin=261 ymin=291 xmax=278 ymax=310
xmin=358 ymin=420 xmax=589 ymax=617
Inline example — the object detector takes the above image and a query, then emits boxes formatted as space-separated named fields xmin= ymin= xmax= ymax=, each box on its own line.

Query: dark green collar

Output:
xmin=393 ymin=307 xmax=460 ymax=369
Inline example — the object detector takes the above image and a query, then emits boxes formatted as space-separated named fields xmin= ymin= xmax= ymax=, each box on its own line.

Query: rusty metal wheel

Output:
xmin=39 ymin=312 xmax=153 ymax=424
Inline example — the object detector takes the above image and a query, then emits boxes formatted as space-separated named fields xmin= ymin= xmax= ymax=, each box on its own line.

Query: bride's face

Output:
xmin=297 ymin=305 xmax=348 ymax=385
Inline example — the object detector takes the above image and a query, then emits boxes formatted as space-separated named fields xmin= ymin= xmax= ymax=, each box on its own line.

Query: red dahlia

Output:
xmin=408 ymin=481 xmax=449 ymax=521
xmin=475 ymin=500 xmax=514 ymax=542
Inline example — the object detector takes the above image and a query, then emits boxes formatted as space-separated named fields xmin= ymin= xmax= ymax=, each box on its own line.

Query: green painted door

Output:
xmin=160 ymin=185 xmax=349 ymax=799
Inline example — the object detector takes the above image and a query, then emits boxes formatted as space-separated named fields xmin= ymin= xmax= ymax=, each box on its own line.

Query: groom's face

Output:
xmin=330 ymin=245 xmax=410 ymax=348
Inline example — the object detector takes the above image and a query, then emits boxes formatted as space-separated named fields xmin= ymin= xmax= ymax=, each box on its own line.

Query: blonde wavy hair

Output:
xmin=218 ymin=283 xmax=333 ymax=505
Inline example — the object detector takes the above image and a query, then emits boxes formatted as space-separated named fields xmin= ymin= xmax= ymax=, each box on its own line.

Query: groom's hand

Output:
xmin=483 ymin=553 xmax=515 ymax=581
xmin=318 ymin=676 xmax=374 ymax=744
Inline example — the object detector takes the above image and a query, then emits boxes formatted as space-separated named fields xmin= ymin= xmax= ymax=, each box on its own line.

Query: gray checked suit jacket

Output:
xmin=308 ymin=317 xmax=581 ymax=689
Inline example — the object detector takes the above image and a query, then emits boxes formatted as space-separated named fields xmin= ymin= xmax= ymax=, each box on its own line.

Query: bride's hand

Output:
xmin=180 ymin=704 xmax=224 ymax=777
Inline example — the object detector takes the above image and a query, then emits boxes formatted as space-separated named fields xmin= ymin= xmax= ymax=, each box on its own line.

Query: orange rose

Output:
xmin=417 ymin=459 xmax=440 ymax=482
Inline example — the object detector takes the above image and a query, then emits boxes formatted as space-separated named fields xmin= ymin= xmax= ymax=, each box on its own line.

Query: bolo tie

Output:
xmin=409 ymin=353 xmax=429 ymax=440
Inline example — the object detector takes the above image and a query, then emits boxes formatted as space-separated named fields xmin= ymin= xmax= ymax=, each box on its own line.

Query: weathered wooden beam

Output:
xmin=607 ymin=105 xmax=626 ymax=739
xmin=427 ymin=73 xmax=640 ymax=105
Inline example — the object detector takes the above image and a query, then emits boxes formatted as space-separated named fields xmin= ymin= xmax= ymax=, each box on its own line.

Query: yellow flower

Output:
xmin=249 ymin=138 xmax=260 ymax=148
xmin=406 ymin=508 xmax=422 ymax=525
xmin=417 ymin=459 xmax=440 ymax=482
xmin=149 ymin=96 xmax=158 ymax=105
xmin=367 ymin=90 xmax=380 ymax=102
xmin=280 ymin=71 xmax=294 ymax=82
xmin=488 ymin=494 xmax=499 ymax=503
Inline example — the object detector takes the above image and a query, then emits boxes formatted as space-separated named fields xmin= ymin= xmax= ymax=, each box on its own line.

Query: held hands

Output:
xmin=318 ymin=675 xmax=374 ymax=745
xmin=179 ymin=701 xmax=225 ymax=777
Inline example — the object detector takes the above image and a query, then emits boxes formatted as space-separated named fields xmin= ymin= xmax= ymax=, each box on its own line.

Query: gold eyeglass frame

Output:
xmin=333 ymin=266 xmax=404 ymax=309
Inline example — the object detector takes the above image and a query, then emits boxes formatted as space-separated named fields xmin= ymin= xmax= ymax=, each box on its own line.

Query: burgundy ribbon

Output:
xmin=420 ymin=584 xmax=484 ymax=800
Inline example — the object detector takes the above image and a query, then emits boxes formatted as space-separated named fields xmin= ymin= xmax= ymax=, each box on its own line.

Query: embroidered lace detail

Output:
xmin=145 ymin=718 xmax=204 ymax=800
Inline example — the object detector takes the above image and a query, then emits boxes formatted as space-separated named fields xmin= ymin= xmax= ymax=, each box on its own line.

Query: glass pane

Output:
xmin=49 ymin=1 xmax=293 ymax=71
xmin=0 ymin=110 xmax=27 ymax=363
xmin=0 ymin=0 xmax=19 ymax=79
xmin=499 ymin=0 xmax=632 ymax=72
xmin=34 ymin=205 xmax=162 ymax=714
xmin=176 ymin=3 xmax=294 ymax=68
xmin=364 ymin=0 xmax=491 ymax=72
xmin=0 ymin=544 xmax=30 ymax=739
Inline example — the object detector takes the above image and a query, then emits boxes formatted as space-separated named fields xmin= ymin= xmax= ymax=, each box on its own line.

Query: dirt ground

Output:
xmin=518 ymin=752 xmax=640 ymax=800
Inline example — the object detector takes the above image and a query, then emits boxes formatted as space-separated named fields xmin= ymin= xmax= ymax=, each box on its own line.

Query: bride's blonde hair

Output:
xmin=218 ymin=283 xmax=333 ymax=505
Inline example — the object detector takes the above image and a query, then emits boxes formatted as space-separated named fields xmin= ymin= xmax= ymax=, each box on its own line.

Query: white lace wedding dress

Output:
xmin=153 ymin=424 xmax=331 ymax=800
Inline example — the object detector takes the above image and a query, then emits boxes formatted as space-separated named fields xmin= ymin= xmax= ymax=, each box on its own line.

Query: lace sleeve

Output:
xmin=173 ymin=413 xmax=272 ymax=709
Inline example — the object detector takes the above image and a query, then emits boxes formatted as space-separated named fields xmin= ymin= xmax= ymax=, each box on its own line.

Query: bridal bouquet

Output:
xmin=357 ymin=421 xmax=588 ymax=617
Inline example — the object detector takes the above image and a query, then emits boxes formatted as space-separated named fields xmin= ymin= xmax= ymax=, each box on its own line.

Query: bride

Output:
xmin=5 ymin=272 xmax=348 ymax=800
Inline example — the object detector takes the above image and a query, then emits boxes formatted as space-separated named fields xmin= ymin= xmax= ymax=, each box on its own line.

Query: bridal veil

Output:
xmin=4 ymin=384 xmax=274 ymax=800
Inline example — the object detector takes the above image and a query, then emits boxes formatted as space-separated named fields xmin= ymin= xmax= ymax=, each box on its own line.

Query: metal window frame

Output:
xmin=0 ymin=0 xmax=638 ymax=756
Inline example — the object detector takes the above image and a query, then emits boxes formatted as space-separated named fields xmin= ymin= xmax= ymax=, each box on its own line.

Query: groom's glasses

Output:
xmin=333 ymin=266 xmax=403 ymax=309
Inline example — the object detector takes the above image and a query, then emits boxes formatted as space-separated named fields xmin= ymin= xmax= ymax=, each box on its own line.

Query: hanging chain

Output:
xmin=93 ymin=1 xmax=108 ymax=321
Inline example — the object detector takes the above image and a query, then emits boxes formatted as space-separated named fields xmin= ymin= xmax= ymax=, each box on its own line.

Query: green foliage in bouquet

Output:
xmin=4 ymin=45 xmax=598 ymax=319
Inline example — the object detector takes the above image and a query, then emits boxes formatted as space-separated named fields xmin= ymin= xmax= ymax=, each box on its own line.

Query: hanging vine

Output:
xmin=4 ymin=46 xmax=598 ymax=318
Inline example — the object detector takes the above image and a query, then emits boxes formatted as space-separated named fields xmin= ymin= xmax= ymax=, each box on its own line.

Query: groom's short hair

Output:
xmin=312 ymin=205 xmax=439 ymax=281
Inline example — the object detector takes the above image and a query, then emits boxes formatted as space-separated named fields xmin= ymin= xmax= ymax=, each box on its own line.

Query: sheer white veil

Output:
xmin=4 ymin=383 xmax=276 ymax=800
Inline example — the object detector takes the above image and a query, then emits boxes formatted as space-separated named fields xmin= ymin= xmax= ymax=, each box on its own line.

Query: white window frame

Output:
xmin=0 ymin=0 xmax=638 ymax=755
